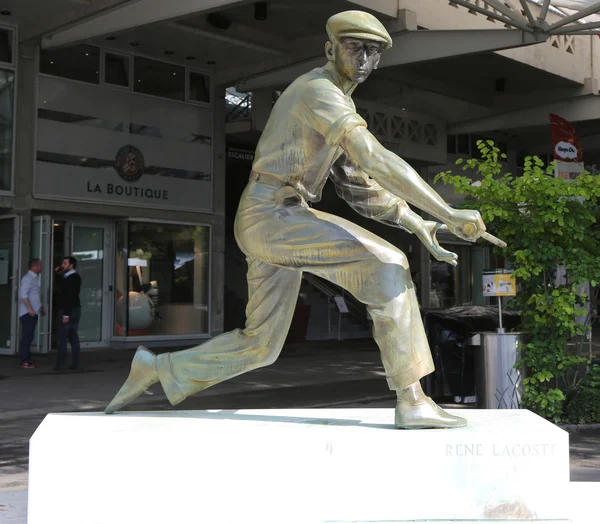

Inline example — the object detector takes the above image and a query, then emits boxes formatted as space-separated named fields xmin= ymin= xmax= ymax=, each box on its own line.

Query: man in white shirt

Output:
xmin=18 ymin=258 xmax=45 ymax=368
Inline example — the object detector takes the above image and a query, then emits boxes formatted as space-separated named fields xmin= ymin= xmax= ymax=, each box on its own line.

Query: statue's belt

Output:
xmin=250 ymin=171 xmax=286 ymax=187
xmin=250 ymin=171 xmax=308 ymax=207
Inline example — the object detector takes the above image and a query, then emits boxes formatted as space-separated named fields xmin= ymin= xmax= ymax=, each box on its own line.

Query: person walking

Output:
xmin=18 ymin=259 xmax=45 ymax=369
xmin=54 ymin=256 xmax=82 ymax=371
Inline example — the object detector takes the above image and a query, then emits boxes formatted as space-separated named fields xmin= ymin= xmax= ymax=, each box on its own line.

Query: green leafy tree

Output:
xmin=435 ymin=140 xmax=600 ymax=421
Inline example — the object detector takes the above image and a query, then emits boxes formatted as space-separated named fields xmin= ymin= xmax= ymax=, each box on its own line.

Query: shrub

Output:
xmin=435 ymin=141 xmax=600 ymax=421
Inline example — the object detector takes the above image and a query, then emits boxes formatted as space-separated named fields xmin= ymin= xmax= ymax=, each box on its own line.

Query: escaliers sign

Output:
xmin=549 ymin=113 xmax=584 ymax=180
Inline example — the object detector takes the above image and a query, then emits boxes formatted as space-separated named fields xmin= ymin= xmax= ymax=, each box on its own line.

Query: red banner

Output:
xmin=549 ymin=113 xmax=584 ymax=181
xmin=549 ymin=113 xmax=583 ymax=163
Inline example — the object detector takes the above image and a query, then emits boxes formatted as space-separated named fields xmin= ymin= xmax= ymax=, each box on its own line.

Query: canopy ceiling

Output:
xmin=454 ymin=1 xmax=600 ymax=34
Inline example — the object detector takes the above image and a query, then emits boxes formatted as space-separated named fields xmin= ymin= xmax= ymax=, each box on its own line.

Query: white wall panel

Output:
xmin=38 ymin=76 xmax=213 ymax=138
xmin=35 ymin=161 xmax=212 ymax=212
xmin=35 ymin=74 xmax=214 ymax=212
xmin=355 ymin=99 xmax=446 ymax=164
xmin=37 ymin=119 xmax=211 ymax=174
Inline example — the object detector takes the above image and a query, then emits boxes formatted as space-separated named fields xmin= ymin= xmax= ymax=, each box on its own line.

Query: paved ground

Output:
xmin=0 ymin=339 xmax=599 ymax=523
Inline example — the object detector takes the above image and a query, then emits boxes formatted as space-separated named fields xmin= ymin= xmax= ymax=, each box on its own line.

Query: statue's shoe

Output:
xmin=104 ymin=346 xmax=159 ymax=414
xmin=395 ymin=396 xmax=467 ymax=429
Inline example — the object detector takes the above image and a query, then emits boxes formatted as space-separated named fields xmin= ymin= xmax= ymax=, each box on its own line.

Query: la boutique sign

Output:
xmin=86 ymin=145 xmax=169 ymax=200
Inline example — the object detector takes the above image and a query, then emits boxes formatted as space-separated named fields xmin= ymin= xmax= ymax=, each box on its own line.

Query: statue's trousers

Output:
xmin=157 ymin=178 xmax=434 ymax=405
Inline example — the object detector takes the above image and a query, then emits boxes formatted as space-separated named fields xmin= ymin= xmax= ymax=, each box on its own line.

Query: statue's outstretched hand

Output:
xmin=415 ymin=221 xmax=458 ymax=267
xmin=446 ymin=209 xmax=507 ymax=248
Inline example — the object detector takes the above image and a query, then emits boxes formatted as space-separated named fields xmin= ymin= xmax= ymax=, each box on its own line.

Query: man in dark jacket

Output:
xmin=54 ymin=256 xmax=82 ymax=370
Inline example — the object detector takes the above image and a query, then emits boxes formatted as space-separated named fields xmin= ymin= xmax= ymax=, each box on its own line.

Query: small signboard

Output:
xmin=334 ymin=296 xmax=349 ymax=313
xmin=482 ymin=269 xmax=516 ymax=297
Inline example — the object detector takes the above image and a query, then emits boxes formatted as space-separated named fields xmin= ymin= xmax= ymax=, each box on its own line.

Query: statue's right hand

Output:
xmin=446 ymin=209 xmax=486 ymax=242
xmin=446 ymin=209 xmax=507 ymax=248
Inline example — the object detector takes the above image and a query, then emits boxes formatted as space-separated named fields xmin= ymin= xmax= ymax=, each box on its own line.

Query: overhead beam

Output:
xmin=20 ymin=0 xmax=131 ymax=42
xmin=449 ymin=94 xmax=600 ymax=134
xmin=237 ymin=56 xmax=324 ymax=92
xmin=552 ymin=20 xmax=600 ymax=33
xmin=169 ymin=22 xmax=288 ymax=56
xmin=547 ymin=2 xmax=600 ymax=31
xmin=379 ymin=29 xmax=546 ymax=67
xmin=481 ymin=0 xmax=529 ymax=26
xmin=237 ymin=28 xmax=547 ymax=92
xmin=451 ymin=0 xmax=534 ymax=31
xmin=540 ymin=0 xmax=551 ymax=21
xmin=492 ymin=84 xmax=594 ymax=110
xmin=364 ymin=70 xmax=494 ymax=107
xmin=519 ymin=0 xmax=536 ymax=25
xmin=42 ymin=0 xmax=250 ymax=49
xmin=346 ymin=0 xmax=399 ymax=18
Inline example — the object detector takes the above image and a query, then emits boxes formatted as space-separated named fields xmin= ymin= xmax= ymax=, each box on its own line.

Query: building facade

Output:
xmin=1 ymin=25 xmax=227 ymax=355
xmin=1 ymin=0 xmax=599 ymax=354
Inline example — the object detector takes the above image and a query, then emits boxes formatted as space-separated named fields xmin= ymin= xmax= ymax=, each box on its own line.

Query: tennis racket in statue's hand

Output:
xmin=458 ymin=222 xmax=507 ymax=249
xmin=446 ymin=209 xmax=507 ymax=249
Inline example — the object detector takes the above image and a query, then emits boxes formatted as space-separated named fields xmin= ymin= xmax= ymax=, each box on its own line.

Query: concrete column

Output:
xmin=210 ymin=85 xmax=226 ymax=335
xmin=251 ymin=89 xmax=273 ymax=132
xmin=14 ymin=43 xmax=39 ymax=275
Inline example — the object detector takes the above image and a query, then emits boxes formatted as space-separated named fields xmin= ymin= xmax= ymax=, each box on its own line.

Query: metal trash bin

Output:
xmin=475 ymin=332 xmax=524 ymax=409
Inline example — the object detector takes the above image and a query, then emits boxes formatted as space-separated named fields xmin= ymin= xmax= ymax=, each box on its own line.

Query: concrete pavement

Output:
xmin=1 ymin=339 xmax=599 ymax=523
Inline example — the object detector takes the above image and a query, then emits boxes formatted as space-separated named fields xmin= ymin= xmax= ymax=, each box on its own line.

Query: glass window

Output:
xmin=0 ymin=218 xmax=15 ymax=348
xmin=497 ymin=141 xmax=508 ymax=157
xmin=0 ymin=69 xmax=14 ymax=192
xmin=457 ymin=134 xmax=469 ymax=155
xmin=446 ymin=135 xmax=456 ymax=154
xmin=134 ymin=57 xmax=185 ymax=101
xmin=189 ymin=71 xmax=210 ymax=103
xmin=105 ymin=52 xmax=130 ymax=87
xmin=430 ymin=258 xmax=456 ymax=309
xmin=115 ymin=221 xmax=210 ymax=336
xmin=429 ymin=245 xmax=473 ymax=308
xmin=0 ymin=27 xmax=12 ymax=64
xmin=470 ymin=135 xmax=482 ymax=157
xmin=72 ymin=225 xmax=105 ymax=342
xmin=40 ymin=44 xmax=100 ymax=84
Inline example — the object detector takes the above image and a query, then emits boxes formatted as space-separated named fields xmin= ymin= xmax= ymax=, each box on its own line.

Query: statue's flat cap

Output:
xmin=326 ymin=11 xmax=392 ymax=49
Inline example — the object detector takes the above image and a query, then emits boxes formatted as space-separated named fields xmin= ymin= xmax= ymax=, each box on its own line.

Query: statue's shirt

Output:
xmin=251 ymin=64 xmax=410 ymax=228
xmin=252 ymin=66 xmax=366 ymax=203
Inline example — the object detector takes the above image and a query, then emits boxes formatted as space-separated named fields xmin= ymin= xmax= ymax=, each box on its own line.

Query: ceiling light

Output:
xmin=106 ymin=36 xmax=116 ymax=41
xmin=185 ymin=56 xmax=196 ymax=61
xmin=207 ymin=60 xmax=216 ymax=65
xmin=254 ymin=2 xmax=267 ymax=21
xmin=130 ymin=42 xmax=140 ymax=47
xmin=0 ymin=10 xmax=11 ymax=16
xmin=50 ymin=61 xmax=54 ymax=65
xmin=164 ymin=50 xmax=174 ymax=55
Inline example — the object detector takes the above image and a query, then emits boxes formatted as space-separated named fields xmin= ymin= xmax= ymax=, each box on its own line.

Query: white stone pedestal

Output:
xmin=28 ymin=409 xmax=569 ymax=523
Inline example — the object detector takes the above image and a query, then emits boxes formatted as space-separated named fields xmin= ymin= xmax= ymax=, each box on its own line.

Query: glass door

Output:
xmin=429 ymin=243 xmax=490 ymax=308
xmin=33 ymin=216 xmax=112 ymax=351
xmin=31 ymin=215 xmax=53 ymax=353
xmin=0 ymin=215 xmax=21 ymax=355
xmin=70 ymin=223 xmax=107 ymax=345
